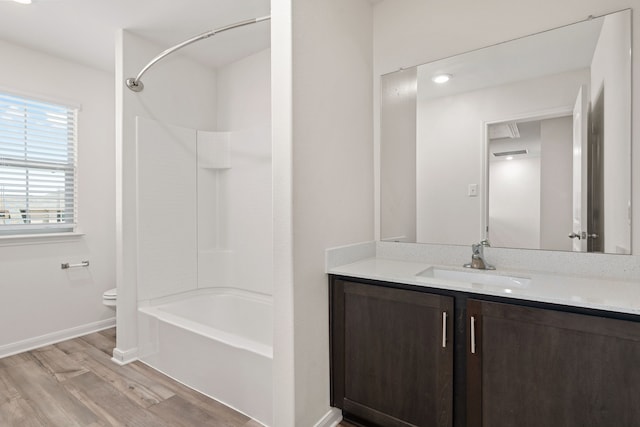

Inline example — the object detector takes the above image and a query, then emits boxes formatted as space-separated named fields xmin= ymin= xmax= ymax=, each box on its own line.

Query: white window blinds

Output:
xmin=0 ymin=92 xmax=78 ymax=235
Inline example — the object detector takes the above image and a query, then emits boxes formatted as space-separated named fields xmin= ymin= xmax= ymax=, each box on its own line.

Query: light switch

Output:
xmin=468 ymin=184 xmax=478 ymax=197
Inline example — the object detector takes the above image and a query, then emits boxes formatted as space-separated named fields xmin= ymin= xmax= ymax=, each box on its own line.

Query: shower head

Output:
xmin=125 ymin=15 xmax=271 ymax=92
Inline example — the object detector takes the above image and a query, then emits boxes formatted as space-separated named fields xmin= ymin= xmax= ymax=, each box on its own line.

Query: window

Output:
xmin=0 ymin=92 xmax=78 ymax=236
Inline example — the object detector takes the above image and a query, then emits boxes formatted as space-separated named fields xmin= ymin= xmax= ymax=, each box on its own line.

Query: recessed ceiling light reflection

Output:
xmin=432 ymin=74 xmax=452 ymax=84
xmin=11 ymin=0 xmax=32 ymax=4
xmin=505 ymin=156 xmax=514 ymax=161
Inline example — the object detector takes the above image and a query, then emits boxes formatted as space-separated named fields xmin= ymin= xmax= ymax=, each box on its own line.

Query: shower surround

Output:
xmin=116 ymin=28 xmax=272 ymax=425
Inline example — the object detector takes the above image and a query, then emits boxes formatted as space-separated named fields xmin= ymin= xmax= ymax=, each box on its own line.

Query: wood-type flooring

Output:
xmin=0 ymin=328 xmax=262 ymax=427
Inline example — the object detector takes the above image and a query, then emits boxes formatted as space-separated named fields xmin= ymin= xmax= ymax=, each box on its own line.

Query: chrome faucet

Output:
xmin=464 ymin=239 xmax=495 ymax=270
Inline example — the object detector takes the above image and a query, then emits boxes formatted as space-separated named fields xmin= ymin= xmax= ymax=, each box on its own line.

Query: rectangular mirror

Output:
xmin=381 ymin=9 xmax=631 ymax=254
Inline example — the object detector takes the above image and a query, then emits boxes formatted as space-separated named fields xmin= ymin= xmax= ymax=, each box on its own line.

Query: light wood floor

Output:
xmin=0 ymin=328 xmax=262 ymax=427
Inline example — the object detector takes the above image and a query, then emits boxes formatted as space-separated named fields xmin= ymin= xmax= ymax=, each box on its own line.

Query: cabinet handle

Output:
xmin=470 ymin=316 xmax=477 ymax=354
xmin=442 ymin=311 xmax=447 ymax=348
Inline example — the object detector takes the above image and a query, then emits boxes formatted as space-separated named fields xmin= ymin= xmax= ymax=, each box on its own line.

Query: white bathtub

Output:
xmin=137 ymin=288 xmax=273 ymax=426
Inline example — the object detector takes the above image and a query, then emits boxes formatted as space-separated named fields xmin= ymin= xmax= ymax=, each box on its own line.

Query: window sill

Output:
xmin=0 ymin=232 xmax=85 ymax=247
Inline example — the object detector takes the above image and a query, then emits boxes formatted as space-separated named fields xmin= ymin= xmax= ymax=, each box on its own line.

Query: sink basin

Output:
xmin=416 ymin=267 xmax=531 ymax=288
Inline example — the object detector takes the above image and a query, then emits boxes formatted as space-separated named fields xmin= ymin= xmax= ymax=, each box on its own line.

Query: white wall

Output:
xmin=374 ymin=1 xmax=640 ymax=255
xmin=115 ymin=30 xmax=217 ymax=361
xmin=274 ymin=0 xmax=374 ymax=425
xmin=415 ymin=69 xmax=587 ymax=244
xmin=215 ymin=48 xmax=273 ymax=295
xmin=0 ymin=40 xmax=115 ymax=355
xmin=590 ymin=10 xmax=632 ymax=253
xmin=490 ymin=157 xmax=541 ymax=249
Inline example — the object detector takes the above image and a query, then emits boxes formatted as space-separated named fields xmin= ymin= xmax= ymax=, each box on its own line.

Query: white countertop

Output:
xmin=328 ymin=257 xmax=640 ymax=316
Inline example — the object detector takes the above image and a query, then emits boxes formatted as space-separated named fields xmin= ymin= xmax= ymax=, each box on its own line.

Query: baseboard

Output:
xmin=0 ymin=317 xmax=116 ymax=359
xmin=314 ymin=407 xmax=342 ymax=427
xmin=111 ymin=346 xmax=138 ymax=365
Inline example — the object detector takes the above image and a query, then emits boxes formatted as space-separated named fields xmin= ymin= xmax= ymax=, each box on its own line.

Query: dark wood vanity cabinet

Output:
xmin=330 ymin=276 xmax=640 ymax=427
xmin=330 ymin=278 xmax=454 ymax=427
xmin=467 ymin=299 xmax=640 ymax=427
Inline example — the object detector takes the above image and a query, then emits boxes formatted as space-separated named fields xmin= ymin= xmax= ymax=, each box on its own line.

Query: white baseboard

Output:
xmin=111 ymin=346 xmax=138 ymax=365
xmin=0 ymin=317 xmax=116 ymax=359
xmin=314 ymin=408 xmax=342 ymax=427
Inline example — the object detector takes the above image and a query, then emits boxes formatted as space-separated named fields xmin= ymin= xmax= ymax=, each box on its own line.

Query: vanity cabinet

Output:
xmin=330 ymin=276 xmax=640 ymax=427
xmin=467 ymin=299 xmax=640 ymax=427
xmin=330 ymin=278 xmax=454 ymax=427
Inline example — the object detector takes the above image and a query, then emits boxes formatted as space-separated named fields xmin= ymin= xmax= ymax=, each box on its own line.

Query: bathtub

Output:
xmin=137 ymin=288 xmax=273 ymax=426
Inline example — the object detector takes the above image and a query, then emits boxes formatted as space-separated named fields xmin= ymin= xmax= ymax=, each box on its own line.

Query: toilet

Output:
xmin=103 ymin=288 xmax=117 ymax=308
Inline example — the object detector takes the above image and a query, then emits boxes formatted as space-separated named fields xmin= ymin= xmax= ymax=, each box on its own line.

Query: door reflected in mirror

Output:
xmin=380 ymin=9 xmax=631 ymax=254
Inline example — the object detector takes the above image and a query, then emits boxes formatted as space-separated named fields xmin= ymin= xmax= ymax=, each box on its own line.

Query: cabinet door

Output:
xmin=467 ymin=299 xmax=640 ymax=427
xmin=331 ymin=279 xmax=454 ymax=427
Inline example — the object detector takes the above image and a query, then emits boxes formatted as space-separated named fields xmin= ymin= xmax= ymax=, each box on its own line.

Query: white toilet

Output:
xmin=103 ymin=288 xmax=117 ymax=308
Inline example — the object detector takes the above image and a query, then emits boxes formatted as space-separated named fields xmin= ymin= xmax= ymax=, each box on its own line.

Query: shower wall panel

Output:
xmin=215 ymin=49 xmax=273 ymax=296
xmin=136 ymin=116 xmax=197 ymax=300
xmin=197 ymin=130 xmax=233 ymax=288
xmin=118 ymin=30 xmax=218 ymax=357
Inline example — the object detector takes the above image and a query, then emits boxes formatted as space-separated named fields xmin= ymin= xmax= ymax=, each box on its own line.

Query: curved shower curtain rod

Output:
xmin=125 ymin=15 xmax=271 ymax=92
